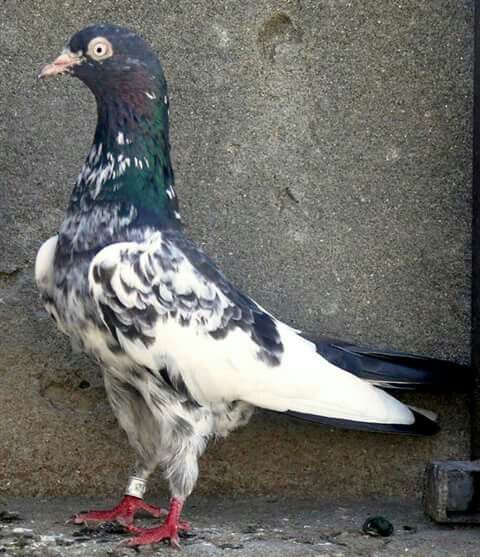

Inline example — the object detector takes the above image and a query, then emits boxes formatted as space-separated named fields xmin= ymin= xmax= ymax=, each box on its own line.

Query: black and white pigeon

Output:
xmin=36 ymin=24 xmax=468 ymax=547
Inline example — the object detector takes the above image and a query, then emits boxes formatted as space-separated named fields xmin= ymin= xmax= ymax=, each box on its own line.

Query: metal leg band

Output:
xmin=125 ymin=476 xmax=147 ymax=499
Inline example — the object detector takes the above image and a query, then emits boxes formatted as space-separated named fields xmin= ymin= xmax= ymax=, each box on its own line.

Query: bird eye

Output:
xmin=87 ymin=37 xmax=113 ymax=61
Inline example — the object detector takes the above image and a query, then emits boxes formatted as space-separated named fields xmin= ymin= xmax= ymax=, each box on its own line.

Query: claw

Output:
xmin=123 ymin=497 xmax=187 ymax=547
xmin=178 ymin=519 xmax=191 ymax=531
xmin=123 ymin=524 xmax=181 ymax=547
xmin=69 ymin=495 xmax=166 ymax=528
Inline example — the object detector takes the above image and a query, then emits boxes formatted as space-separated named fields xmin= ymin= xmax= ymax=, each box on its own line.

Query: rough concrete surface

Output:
xmin=0 ymin=0 xmax=473 ymax=499
xmin=1 ymin=497 xmax=479 ymax=557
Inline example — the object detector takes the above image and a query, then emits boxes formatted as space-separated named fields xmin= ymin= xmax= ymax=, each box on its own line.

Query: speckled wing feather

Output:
xmin=88 ymin=229 xmax=430 ymax=431
xmin=88 ymin=230 xmax=285 ymax=400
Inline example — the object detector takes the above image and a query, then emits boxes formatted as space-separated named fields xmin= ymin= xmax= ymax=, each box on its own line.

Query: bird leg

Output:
xmin=124 ymin=496 xmax=189 ymax=547
xmin=70 ymin=495 xmax=166 ymax=526
xmin=70 ymin=476 xmax=166 ymax=527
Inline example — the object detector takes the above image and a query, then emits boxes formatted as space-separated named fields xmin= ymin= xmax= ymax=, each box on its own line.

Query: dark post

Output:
xmin=424 ymin=4 xmax=480 ymax=521
xmin=472 ymin=0 xmax=480 ymax=459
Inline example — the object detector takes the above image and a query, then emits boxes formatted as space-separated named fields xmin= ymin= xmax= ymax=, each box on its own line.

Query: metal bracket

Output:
xmin=424 ymin=460 xmax=480 ymax=523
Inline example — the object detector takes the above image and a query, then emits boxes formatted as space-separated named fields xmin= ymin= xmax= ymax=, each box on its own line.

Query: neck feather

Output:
xmin=69 ymin=80 xmax=181 ymax=229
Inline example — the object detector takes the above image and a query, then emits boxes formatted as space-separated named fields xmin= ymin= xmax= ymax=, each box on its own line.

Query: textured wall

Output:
xmin=0 ymin=1 xmax=472 ymax=499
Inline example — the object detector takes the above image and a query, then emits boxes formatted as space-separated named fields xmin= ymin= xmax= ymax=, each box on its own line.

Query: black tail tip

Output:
xmin=409 ymin=409 xmax=440 ymax=436
xmin=283 ymin=408 xmax=439 ymax=436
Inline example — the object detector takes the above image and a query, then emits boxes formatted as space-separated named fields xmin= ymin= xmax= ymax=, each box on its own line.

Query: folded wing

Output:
xmin=88 ymin=231 xmax=437 ymax=434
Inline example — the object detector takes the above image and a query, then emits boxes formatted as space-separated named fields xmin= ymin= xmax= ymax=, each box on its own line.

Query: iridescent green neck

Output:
xmin=70 ymin=86 xmax=180 ymax=228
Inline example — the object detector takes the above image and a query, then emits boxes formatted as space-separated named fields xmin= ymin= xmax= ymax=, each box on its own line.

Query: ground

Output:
xmin=0 ymin=497 xmax=478 ymax=557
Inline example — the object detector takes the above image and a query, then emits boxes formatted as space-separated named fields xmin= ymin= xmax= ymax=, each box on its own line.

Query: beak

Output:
xmin=38 ymin=49 xmax=82 ymax=79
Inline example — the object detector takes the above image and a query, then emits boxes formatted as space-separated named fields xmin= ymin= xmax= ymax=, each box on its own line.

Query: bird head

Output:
xmin=39 ymin=24 xmax=179 ymax=226
xmin=39 ymin=24 xmax=164 ymax=102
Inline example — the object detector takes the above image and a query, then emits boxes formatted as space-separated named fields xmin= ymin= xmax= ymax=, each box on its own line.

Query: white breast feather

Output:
xmin=35 ymin=235 xmax=58 ymax=294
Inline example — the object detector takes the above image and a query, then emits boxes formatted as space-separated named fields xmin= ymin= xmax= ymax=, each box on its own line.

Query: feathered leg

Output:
xmin=71 ymin=374 xmax=166 ymax=527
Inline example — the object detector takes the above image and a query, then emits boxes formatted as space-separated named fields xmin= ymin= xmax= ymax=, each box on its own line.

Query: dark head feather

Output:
xmin=47 ymin=24 xmax=181 ymax=230
xmin=67 ymin=24 xmax=165 ymax=103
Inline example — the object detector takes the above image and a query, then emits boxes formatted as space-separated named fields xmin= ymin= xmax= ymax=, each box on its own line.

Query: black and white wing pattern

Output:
xmin=88 ymin=230 xmax=423 ymax=430
xmin=89 ymin=229 xmax=284 ymax=359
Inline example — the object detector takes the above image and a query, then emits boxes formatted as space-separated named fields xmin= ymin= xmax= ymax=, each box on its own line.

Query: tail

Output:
xmin=306 ymin=335 xmax=471 ymax=391
xmin=283 ymin=406 xmax=439 ymax=436
xmin=244 ymin=324 xmax=442 ymax=437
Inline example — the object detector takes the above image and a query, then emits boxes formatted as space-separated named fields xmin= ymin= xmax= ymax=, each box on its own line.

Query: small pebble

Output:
xmin=0 ymin=512 xmax=21 ymax=523
xmin=11 ymin=527 xmax=34 ymax=539
xmin=219 ymin=543 xmax=244 ymax=550
xmin=362 ymin=516 xmax=394 ymax=537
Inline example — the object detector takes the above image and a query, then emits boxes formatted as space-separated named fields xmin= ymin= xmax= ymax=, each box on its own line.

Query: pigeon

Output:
xmin=36 ymin=23 xmax=468 ymax=547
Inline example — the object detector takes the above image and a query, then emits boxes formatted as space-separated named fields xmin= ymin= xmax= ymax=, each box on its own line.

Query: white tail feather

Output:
xmin=242 ymin=323 xmax=415 ymax=426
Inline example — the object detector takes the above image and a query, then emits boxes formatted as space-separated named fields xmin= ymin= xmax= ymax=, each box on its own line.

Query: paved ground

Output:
xmin=0 ymin=497 xmax=478 ymax=556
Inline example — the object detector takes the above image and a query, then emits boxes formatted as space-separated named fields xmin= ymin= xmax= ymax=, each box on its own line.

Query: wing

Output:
xmin=88 ymin=231 xmax=283 ymax=397
xmin=88 ymin=230 xmax=426 ymax=431
xmin=35 ymin=235 xmax=65 ymax=328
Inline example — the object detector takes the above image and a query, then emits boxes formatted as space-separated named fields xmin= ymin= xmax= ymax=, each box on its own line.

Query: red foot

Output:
xmin=70 ymin=495 xmax=166 ymax=527
xmin=124 ymin=497 xmax=188 ymax=547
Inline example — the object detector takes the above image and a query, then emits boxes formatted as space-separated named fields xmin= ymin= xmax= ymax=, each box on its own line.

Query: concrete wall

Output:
xmin=0 ymin=1 xmax=472 ymax=499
